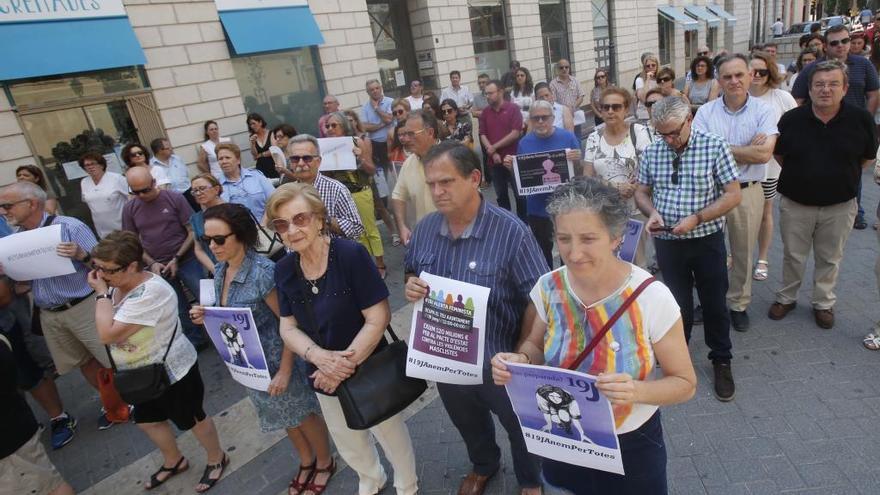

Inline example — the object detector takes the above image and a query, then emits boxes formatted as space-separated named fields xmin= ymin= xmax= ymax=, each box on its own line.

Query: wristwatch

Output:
xmin=95 ymin=293 xmax=111 ymax=301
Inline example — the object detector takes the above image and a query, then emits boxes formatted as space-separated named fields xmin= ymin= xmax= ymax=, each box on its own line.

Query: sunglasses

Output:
xmin=394 ymin=109 xmax=406 ymax=116
xmin=645 ymin=100 xmax=661 ymax=108
xmin=671 ymin=156 xmax=681 ymax=185
xmin=752 ymin=69 xmax=770 ymax=77
xmin=270 ymin=212 xmax=314 ymax=234
xmin=93 ymin=263 xmax=126 ymax=274
xmin=698 ymin=51 xmax=709 ymax=56
xmin=289 ymin=155 xmax=317 ymax=164
xmin=130 ymin=186 xmax=153 ymax=196
xmin=129 ymin=150 xmax=145 ymax=157
xmin=0 ymin=198 xmax=30 ymax=210
xmin=200 ymin=233 xmax=235 ymax=246
xmin=529 ymin=114 xmax=553 ymax=122
xmin=828 ymin=38 xmax=850 ymax=47
xmin=601 ymin=103 xmax=625 ymax=112
xmin=657 ymin=77 xmax=673 ymax=83
xmin=324 ymin=123 xmax=340 ymax=130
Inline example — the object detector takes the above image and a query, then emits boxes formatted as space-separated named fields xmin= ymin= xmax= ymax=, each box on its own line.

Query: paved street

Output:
xmin=35 ymin=172 xmax=880 ymax=494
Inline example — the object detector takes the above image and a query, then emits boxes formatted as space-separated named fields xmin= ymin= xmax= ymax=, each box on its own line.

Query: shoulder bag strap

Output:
xmin=567 ymin=276 xmax=656 ymax=371
xmin=42 ymin=215 xmax=57 ymax=228
xmin=104 ymin=303 xmax=179 ymax=372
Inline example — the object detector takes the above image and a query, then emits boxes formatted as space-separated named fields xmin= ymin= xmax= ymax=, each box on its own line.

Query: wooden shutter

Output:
xmin=125 ymin=93 xmax=166 ymax=145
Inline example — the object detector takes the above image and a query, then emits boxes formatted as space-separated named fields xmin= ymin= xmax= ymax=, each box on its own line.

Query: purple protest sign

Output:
xmin=616 ymin=218 xmax=644 ymax=264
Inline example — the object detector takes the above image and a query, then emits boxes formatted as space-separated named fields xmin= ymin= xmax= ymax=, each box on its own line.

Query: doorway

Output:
xmin=367 ymin=0 xmax=419 ymax=96
xmin=591 ymin=0 xmax=616 ymax=82
xmin=540 ymin=0 xmax=571 ymax=81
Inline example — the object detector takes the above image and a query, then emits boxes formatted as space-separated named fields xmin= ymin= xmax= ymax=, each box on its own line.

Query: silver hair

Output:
xmin=546 ymin=177 xmax=629 ymax=239
xmin=809 ymin=59 xmax=849 ymax=87
xmin=3 ymin=181 xmax=46 ymax=205
xmin=323 ymin=94 xmax=339 ymax=103
xmin=326 ymin=111 xmax=356 ymax=136
xmin=650 ymin=96 xmax=691 ymax=126
xmin=529 ymin=100 xmax=554 ymax=114
xmin=287 ymin=134 xmax=321 ymax=155
xmin=365 ymin=79 xmax=381 ymax=88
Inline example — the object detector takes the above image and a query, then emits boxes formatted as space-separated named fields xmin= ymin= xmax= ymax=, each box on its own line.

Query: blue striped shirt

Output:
xmin=404 ymin=197 xmax=549 ymax=370
xmin=18 ymin=213 xmax=97 ymax=308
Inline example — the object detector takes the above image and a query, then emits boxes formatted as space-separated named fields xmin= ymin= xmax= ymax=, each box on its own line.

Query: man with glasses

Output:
xmin=361 ymin=79 xmax=395 ymax=171
xmin=792 ymin=24 xmax=880 ymax=229
xmin=0 ymin=181 xmax=124 ymax=429
xmin=471 ymin=74 xmax=492 ymax=119
xmin=635 ymin=96 xmax=741 ymax=402
xmin=122 ymin=167 xmax=206 ymax=350
xmin=548 ymin=59 xmax=585 ymax=114
xmin=391 ymin=110 xmax=440 ymax=245
xmin=480 ymin=80 xmax=526 ymax=220
xmin=287 ymin=134 xmax=364 ymax=240
xmin=771 ymin=60 xmax=877 ymax=330
xmin=149 ymin=138 xmax=196 ymax=211
xmin=405 ymin=80 xmax=424 ymax=112
xmin=318 ymin=95 xmax=340 ymax=138
xmin=693 ymin=54 xmax=778 ymax=333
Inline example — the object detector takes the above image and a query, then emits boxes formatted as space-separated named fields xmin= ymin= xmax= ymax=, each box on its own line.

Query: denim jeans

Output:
xmin=491 ymin=165 xmax=527 ymax=221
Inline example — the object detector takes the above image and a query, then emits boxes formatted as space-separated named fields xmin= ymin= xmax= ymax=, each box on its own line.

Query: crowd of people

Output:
xmin=3 ymin=22 xmax=880 ymax=495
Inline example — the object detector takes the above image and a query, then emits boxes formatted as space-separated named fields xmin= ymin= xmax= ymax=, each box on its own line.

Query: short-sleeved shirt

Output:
xmin=479 ymin=101 xmax=524 ymax=159
xmin=517 ymin=128 xmax=581 ymax=218
xmin=150 ymin=155 xmax=190 ymax=193
xmin=148 ymin=165 xmax=171 ymax=188
xmin=584 ymin=123 xmax=652 ymax=214
xmin=220 ymin=168 xmax=276 ymax=220
xmin=440 ymin=85 xmax=474 ymax=109
xmin=276 ymin=238 xmax=388 ymax=393
xmin=775 ymin=102 xmax=877 ymax=206
xmin=692 ymin=95 xmax=779 ymax=182
xmin=122 ymin=190 xmax=194 ymax=263
xmin=81 ymin=171 xmax=129 ymax=238
xmin=404 ymin=198 xmax=549 ymax=367
xmin=531 ymin=265 xmax=680 ymax=433
xmin=110 ymin=274 xmax=197 ymax=384
xmin=310 ymin=174 xmax=365 ymax=239
xmin=391 ymin=153 xmax=437 ymax=224
xmin=361 ymin=96 xmax=394 ymax=143
xmin=638 ymin=128 xmax=739 ymax=240
xmin=791 ymin=55 xmax=880 ymax=109
xmin=549 ymin=76 xmax=585 ymax=112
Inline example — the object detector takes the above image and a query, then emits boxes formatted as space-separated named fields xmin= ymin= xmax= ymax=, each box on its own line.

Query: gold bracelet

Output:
xmin=519 ymin=351 xmax=532 ymax=364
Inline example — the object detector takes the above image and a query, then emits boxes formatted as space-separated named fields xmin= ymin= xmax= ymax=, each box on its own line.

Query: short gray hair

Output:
xmin=650 ymin=96 xmax=691 ymax=126
xmin=288 ymin=134 xmax=320 ymax=155
xmin=529 ymin=100 xmax=554 ymax=115
xmin=808 ymin=59 xmax=848 ymax=87
xmin=546 ymin=177 xmax=629 ymax=239
xmin=326 ymin=111 xmax=356 ymax=137
xmin=2 ymin=181 xmax=46 ymax=205
xmin=365 ymin=79 xmax=381 ymax=88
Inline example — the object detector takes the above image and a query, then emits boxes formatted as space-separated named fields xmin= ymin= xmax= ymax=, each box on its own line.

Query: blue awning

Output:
xmin=0 ymin=17 xmax=146 ymax=81
xmin=685 ymin=5 xmax=721 ymax=28
xmin=706 ymin=4 xmax=737 ymax=26
xmin=219 ymin=5 xmax=323 ymax=55
xmin=658 ymin=6 xmax=699 ymax=31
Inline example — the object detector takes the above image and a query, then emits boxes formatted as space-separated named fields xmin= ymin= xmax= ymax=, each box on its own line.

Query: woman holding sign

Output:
xmin=491 ymin=178 xmax=696 ymax=494
xmin=269 ymin=183 xmax=419 ymax=495
xmin=188 ymin=204 xmax=332 ymax=495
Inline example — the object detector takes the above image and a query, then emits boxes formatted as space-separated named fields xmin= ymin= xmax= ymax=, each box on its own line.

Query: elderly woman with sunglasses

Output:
xmin=269 ymin=183 xmax=419 ymax=495
xmin=189 ymin=203 xmax=333 ymax=495
xmin=190 ymin=174 xmax=226 ymax=274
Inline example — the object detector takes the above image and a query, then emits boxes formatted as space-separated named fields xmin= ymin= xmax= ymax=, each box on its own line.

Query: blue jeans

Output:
xmin=437 ymin=379 xmax=542 ymax=488
xmin=654 ymin=231 xmax=732 ymax=362
xmin=491 ymin=165 xmax=527 ymax=221
xmin=543 ymin=411 xmax=667 ymax=495
xmin=857 ymin=175 xmax=865 ymax=220
xmin=170 ymin=255 xmax=206 ymax=348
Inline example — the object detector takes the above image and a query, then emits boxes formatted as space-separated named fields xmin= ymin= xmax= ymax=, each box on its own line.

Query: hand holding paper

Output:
xmin=491 ymin=352 xmax=529 ymax=385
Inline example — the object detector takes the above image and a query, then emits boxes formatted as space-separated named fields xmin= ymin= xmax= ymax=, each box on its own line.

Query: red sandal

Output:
xmin=288 ymin=459 xmax=315 ymax=495
xmin=303 ymin=458 xmax=336 ymax=494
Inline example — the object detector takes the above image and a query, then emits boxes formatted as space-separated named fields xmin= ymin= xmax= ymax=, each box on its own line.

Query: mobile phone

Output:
xmin=648 ymin=225 xmax=674 ymax=233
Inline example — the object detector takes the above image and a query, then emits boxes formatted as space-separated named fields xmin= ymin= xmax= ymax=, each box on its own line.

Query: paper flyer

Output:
xmin=317 ymin=137 xmax=357 ymax=171
xmin=512 ymin=148 xmax=574 ymax=196
xmin=504 ymin=361 xmax=624 ymax=475
xmin=0 ymin=225 xmax=76 ymax=280
xmin=406 ymin=272 xmax=490 ymax=385
xmin=202 ymin=307 xmax=272 ymax=391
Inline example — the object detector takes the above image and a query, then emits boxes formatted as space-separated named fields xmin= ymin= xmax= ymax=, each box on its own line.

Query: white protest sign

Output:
xmin=504 ymin=362 xmax=624 ymax=475
xmin=0 ymin=225 xmax=75 ymax=281
xmin=317 ymin=137 xmax=357 ymax=172
xmin=406 ymin=272 xmax=489 ymax=385
xmin=513 ymin=149 xmax=575 ymax=196
xmin=202 ymin=307 xmax=272 ymax=391
xmin=199 ymin=279 xmax=216 ymax=306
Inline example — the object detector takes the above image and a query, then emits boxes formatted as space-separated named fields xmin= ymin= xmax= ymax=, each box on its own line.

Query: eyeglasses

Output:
xmin=129 ymin=151 xmax=145 ymax=157
xmin=529 ymin=114 xmax=553 ymax=122
xmin=645 ymin=100 xmax=661 ymax=108
xmin=442 ymin=108 xmax=456 ymax=115
xmin=671 ymin=156 xmax=681 ymax=185
xmin=289 ymin=155 xmax=317 ymax=164
xmin=270 ymin=212 xmax=314 ymax=234
xmin=191 ymin=186 xmax=216 ymax=195
xmin=828 ymin=37 xmax=850 ymax=47
xmin=324 ymin=123 xmax=340 ymax=130
xmin=811 ymin=81 xmax=844 ymax=90
xmin=394 ymin=109 xmax=406 ymax=116
xmin=93 ymin=263 xmax=126 ymax=274
xmin=657 ymin=77 xmax=673 ymax=84
xmin=398 ymin=129 xmax=426 ymax=139
xmin=657 ymin=119 xmax=688 ymax=138
xmin=752 ymin=69 xmax=770 ymax=77
xmin=698 ymin=51 xmax=709 ymax=56
xmin=200 ymin=233 xmax=235 ymax=246
xmin=601 ymin=103 xmax=625 ymax=112
xmin=130 ymin=186 xmax=153 ymax=196
xmin=0 ymin=198 xmax=30 ymax=210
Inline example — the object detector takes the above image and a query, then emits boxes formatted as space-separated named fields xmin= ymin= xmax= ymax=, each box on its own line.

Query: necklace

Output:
xmin=300 ymin=239 xmax=328 ymax=295
xmin=305 ymin=278 xmax=320 ymax=295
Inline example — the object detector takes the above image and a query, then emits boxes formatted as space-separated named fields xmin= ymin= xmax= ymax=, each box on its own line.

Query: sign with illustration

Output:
xmin=317 ymin=137 xmax=357 ymax=172
xmin=406 ymin=272 xmax=490 ymax=385
xmin=504 ymin=362 xmax=624 ymax=474
xmin=203 ymin=307 xmax=271 ymax=391
xmin=617 ymin=219 xmax=644 ymax=264
xmin=512 ymin=149 xmax=575 ymax=196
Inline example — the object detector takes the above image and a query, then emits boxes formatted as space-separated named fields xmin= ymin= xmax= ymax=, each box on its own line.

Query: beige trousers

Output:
xmin=316 ymin=393 xmax=418 ymax=495
xmin=40 ymin=296 xmax=110 ymax=374
xmin=776 ymin=195 xmax=857 ymax=309
xmin=726 ymin=184 xmax=765 ymax=311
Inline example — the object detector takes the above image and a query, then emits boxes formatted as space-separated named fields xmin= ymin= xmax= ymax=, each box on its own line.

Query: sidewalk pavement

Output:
xmin=36 ymin=173 xmax=880 ymax=494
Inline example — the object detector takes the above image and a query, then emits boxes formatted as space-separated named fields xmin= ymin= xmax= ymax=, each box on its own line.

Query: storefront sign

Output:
xmin=214 ymin=0 xmax=306 ymax=11
xmin=0 ymin=0 xmax=126 ymax=22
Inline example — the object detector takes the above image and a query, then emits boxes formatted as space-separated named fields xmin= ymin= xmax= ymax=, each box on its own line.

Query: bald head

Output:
xmin=126 ymin=167 xmax=158 ymax=201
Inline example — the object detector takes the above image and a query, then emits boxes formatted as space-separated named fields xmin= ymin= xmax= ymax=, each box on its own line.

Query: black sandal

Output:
xmin=288 ymin=459 xmax=316 ymax=495
xmin=145 ymin=456 xmax=188 ymax=490
xmin=195 ymin=452 xmax=229 ymax=493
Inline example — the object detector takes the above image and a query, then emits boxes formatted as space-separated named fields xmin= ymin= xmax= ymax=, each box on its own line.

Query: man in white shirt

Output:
xmin=440 ymin=71 xmax=473 ymax=115
xmin=771 ymin=18 xmax=784 ymax=37
xmin=149 ymin=138 xmax=196 ymax=210
xmin=405 ymin=80 xmax=424 ymax=111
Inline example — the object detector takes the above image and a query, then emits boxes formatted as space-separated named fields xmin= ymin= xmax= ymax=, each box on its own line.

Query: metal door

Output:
xmin=591 ymin=0 xmax=616 ymax=81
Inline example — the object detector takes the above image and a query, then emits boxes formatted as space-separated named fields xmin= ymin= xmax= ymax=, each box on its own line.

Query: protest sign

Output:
xmin=406 ymin=272 xmax=490 ymax=385
xmin=0 ymin=225 xmax=75 ymax=280
xmin=616 ymin=219 xmax=644 ymax=264
xmin=199 ymin=279 xmax=216 ymax=306
xmin=317 ymin=137 xmax=357 ymax=171
xmin=512 ymin=148 xmax=574 ymax=196
xmin=202 ymin=307 xmax=272 ymax=391
xmin=504 ymin=362 xmax=624 ymax=474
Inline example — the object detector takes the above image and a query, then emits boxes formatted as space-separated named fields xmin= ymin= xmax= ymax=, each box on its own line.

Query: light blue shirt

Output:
xmin=220 ymin=168 xmax=276 ymax=220
xmin=150 ymin=155 xmax=191 ymax=193
xmin=692 ymin=94 xmax=779 ymax=182
xmin=361 ymin=96 xmax=394 ymax=143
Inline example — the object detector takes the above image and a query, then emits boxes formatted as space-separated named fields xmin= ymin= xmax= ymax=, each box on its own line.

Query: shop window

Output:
xmin=658 ymin=16 xmax=673 ymax=66
xmin=539 ymin=0 xmax=571 ymax=81
xmin=231 ymin=47 xmax=324 ymax=136
xmin=469 ymin=0 xmax=511 ymax=80
xmin=5 ymin=67 xmax=148 ymax=109
xmin=684 ymin=30 xmax=697 ymax=62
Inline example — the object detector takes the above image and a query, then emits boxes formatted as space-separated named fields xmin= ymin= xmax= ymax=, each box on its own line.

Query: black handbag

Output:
xmin=248 ymin=210 xmax=284 ymax=257
xmin=105 ymin=321 xmax=177 ymax=405
xmin=297 ymin=262 xmax=427 ymax=430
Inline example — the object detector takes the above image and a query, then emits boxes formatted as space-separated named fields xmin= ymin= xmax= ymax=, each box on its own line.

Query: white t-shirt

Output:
xmin=405 ymin=95 xmax=424 ymax=112
xmin=530 ymin=265 xmax=681 ymax=434
xmin=754 ymin=88 xmax=797 ymax=180
xmin=634 ymin=76 xmax=650 ymax=120
xmin=81 ymin=171 xmax=129 ymax=238
xmin=110 ymin=274 xmax=197 ymax=384
xmin=201 ymin=138 xmax=231 ymax=180
xmin=584 ymin=123 xmax=652 ymax=213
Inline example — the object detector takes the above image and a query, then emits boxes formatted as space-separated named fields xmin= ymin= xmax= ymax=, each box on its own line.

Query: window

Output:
xmin=469 ymin=0 xmax=511 ymax=80
xmin=707 ymin=26 xmax=717 ymax=52
xmin=658 ymin=16 xmax=673 ymax=65
xmin=230 ymin=48 xmax=324 ymax=136
xmin=539 ymin=0 xmax=570 ymax=81
xmin=684 ymin=30 xmax=697 ymax=62
xmin=5 ymin=67 xmax=148 ymax=109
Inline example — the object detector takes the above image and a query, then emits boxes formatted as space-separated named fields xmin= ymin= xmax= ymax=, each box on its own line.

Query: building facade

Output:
xmin=0 ymin=0 xmax=786 ymax=227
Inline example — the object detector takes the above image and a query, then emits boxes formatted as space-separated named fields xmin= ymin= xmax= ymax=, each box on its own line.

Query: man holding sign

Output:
xmin=503 ymin=100 xmax=581 ymax=268
xmin=405 ymin=141 xmax=548 ymax=495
